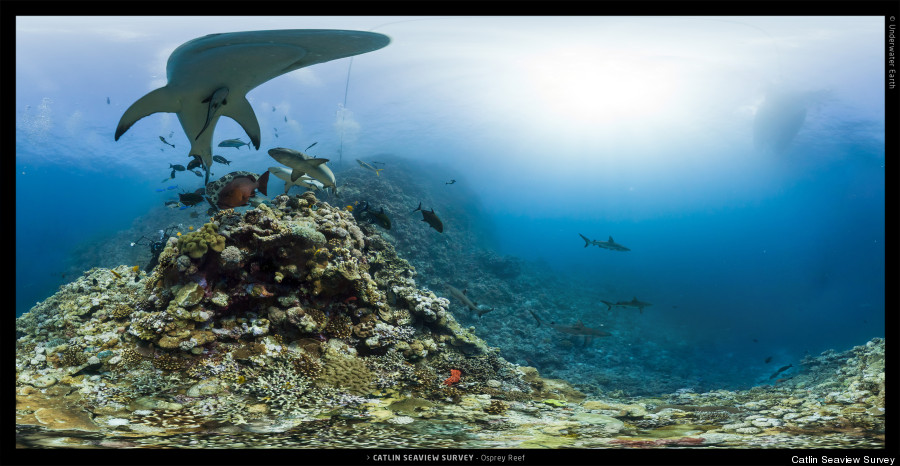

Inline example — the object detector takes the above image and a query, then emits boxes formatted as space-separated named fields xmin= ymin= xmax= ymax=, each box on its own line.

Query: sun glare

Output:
xmin=526 ymin=49 xmax=680 ymax=125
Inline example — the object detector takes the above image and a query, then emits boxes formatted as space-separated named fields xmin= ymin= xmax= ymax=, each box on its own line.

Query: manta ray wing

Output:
xmin=116 ymin=30 xmax=390 ymax=168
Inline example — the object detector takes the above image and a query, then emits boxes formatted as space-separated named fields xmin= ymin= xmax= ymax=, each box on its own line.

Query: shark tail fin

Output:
xmin=579 ymin=233 xmax=590 ymax=247
xmin=528 ymin=310 xmax=542 ymax=326
xmin=412 ymin=202 xmax=422 ymax=213
xmin=375 ymin=168 xmax=384 ymax=176
xmin=601 ymin=300 xmax=612 ymax=311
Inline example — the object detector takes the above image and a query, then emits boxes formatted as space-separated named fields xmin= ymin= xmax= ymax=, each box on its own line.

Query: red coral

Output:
xmin=444 ymin=369 xmax=461 ymax=386
xmin=610 ymin=437 xmax=704 ymax=448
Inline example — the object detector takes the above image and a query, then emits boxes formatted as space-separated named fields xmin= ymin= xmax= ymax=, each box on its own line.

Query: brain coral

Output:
xmin=316 ymin=351 xmax=374 ymax=396
xmin=177 ymin=223 xmax=226 ymax=259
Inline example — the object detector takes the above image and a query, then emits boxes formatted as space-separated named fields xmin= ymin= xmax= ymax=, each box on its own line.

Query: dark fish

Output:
xmin=305 ymin=142 xmax=318 ymax=151
xmin=369 ymin=207 xmax=391 ymax=230
xmin=218 ymin=139 xmax=251 ymax=149
xmin=164 ymin=200 xmax=178 ymax=206
xmin=764 ymin=356 xmax=773 ymax=364
xmin=191 ymin=169 xmax=203 ymax=177
xmin=769 ymin=364 xmax=793 ymax=379
xmin=284 ymin=116 xmax=287 ymax=122
xmin=412 ymin=202 xmax=443 ymax=233
xmin=169 ymin=170 xmax=176 ymax=179
xmin=275 ymin=133 xmax=278 ymax=138
xmin=445 ymin=179 xmax=456 ymax=185
xmin=272 ymin=106 xmax=276 ymax=112
xmin=190 ymin=211 xmax=200 ymax=218
xmin=178 ymin=192 xmax=205 ymax=207
xmin=159 ymin=136 xmax=175 ymax=148
xmin=186 ymin=156 xmax=203 ymax=171
xmin=106 ymin=97 xmax=110 ymax=105
xmin=196 ymin=87 xmax=228 ymax=141
xmin=169 ymin=163 xmax=186 ymax=171
xmin=212 ymin=155 xmax=232 ymax=165
xmin=274 ymin=127 xmax=278 ymax=132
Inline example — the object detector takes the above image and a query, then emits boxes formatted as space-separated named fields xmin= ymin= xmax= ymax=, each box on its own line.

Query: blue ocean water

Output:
xmin=15 ymin=17 xmax=886 ymax=390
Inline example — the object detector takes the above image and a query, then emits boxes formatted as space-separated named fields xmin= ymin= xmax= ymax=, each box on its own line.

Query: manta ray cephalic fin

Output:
xmin=221 ymin=95 xmax=261 ymax=150
xmin=115 ymin=87 xmax=179 ymax=140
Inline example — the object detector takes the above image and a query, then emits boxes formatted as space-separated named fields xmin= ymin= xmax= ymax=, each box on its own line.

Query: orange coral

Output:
xmin=444 ymin=369 xmax=461 ymax=386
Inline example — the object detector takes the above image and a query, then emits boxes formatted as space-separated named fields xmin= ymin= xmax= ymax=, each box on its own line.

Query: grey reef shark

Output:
xmin=579 ymin=233 xmax=630 ymax=251
xmin=445 ymin=285 xmax=494 ymax=317
xmin=267 ymin=147 xmax=337 ymax=194
xmin=601 ymin=297 xmax=652 ymax=314
xmin=529 ymin=311 xmax=611 ymax=345
xmin=115 ymin=29 xmax=390 ymax=184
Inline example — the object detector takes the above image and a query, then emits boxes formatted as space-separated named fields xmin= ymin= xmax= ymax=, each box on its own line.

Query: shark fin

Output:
xmin=115 ymin=86 xmax=179 ymax=141
xmin=579 ymin=233 xmax=590 ymax=247
xmin=609 ymin=236 xmax=615 ymax=242
xmin=221 ymin=95 xmax=261 ymax=150
xmin=290 ymin=168 xmax=308 ymax=182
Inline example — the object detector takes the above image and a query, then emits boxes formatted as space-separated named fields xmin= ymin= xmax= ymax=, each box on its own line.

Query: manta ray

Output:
xmin=114 ymin=29 xmax=390 ymax=183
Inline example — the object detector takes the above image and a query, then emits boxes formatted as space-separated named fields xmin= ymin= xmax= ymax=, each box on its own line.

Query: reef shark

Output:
xmin=529 ymin=311 xmax=611 ymax=344
xmin=579 ymin=234 xmax=630 ymax=251
xmin=115 ymin=29 xmax=390 ymax=184
xmin=446 ymin=285 xmax=493 ymax=317
xmin=267 ymin=147 xmax=337 ymax=193
xmin=601 ymin=297 xmax=652 ymax=314
xmin=267 ymin=166 xmax=324 ymax=194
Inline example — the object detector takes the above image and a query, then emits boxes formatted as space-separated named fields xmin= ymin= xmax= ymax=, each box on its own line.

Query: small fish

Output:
xmin=186 ymin=156 xmax=203 ymax=171
xmin=445 ymin=179 xmax=456 ymax=185
xmin=159 ymin=136 xmax=176 ymax=148
xmin=169 ymin=170 xmax=176 ymax=179
xmin=345 ymin=205 xmax=354 ymax=212
xmin=212 ymin=155 xmax=232 ymax=165
xmin=764 ymin=356 xmax=773 ymax=364
xmin=218 ymin=138 xmax=252 ymax=149
xmin=188 ymin=226 xmax=194 ymax=231
xmin=178 ymin=205 xmax=190 ymax=210
xmin=412 ymin=202 xmax=443 ymax=233
xmin=356 ymin=159 xmax=384 ymax=176
xmin=305 ymin=142 xmax=318 ymax=151
xmin=369 ymin=207 xmax=391 ymax=230
xmin=191 ymin=169 xmax=203 ymax=177
xmin=177 ymin=231 xmax=182 ymax=236
xmin=178 ymin=192 xmax=205 ymax=206
xmin=284 ymin=116 xmax=288 ymax=122
xmin=272 ymin=106 xmax=276 ymax=112
xmin=274 ymin=127 xmax=278 ymax=132
xmin=189 ymin=211 xmax=200 ymax=218
xmin=769 ymin=364 xmax=793 ymax=380
xmin=169 ymin=131 xmax=174 ymax=139
xmin=164 ymin=200 xmax=178 ymax=206
xmin=155 ymin=188 xmax=165 ymax=192
xmin=106 ymin=97 xmax=110 ymax=105
xmin=169 ymin=163 xmax=186 ymax=171
xmin=167 ymin=185 xmax=178 ymax=190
